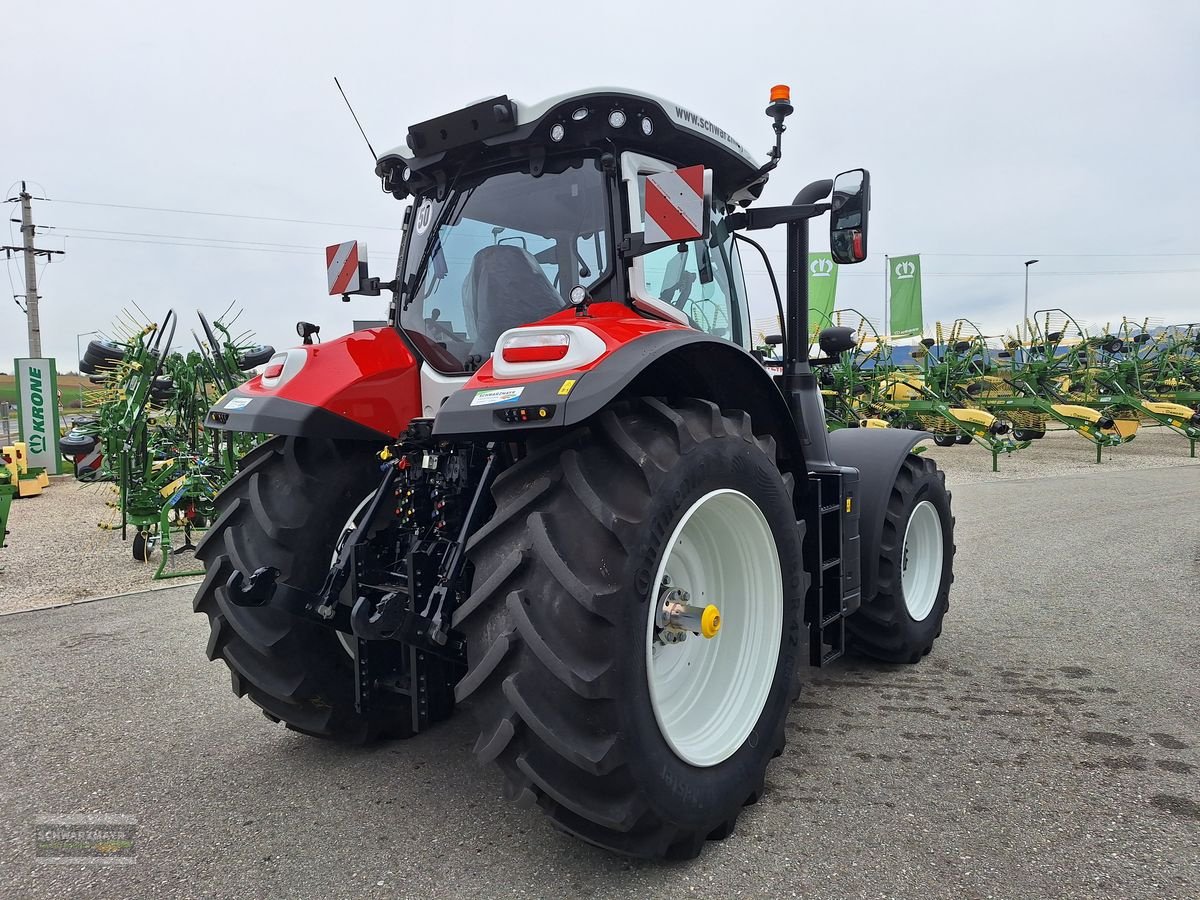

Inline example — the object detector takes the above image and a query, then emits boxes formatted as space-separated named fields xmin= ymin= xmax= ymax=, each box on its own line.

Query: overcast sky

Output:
xmin=2 ymin=0 xmax=1198 ymax=368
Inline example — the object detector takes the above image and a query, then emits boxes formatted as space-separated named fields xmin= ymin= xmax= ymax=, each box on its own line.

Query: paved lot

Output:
xmin=1 ymin=465 xmax=1197 ymax=899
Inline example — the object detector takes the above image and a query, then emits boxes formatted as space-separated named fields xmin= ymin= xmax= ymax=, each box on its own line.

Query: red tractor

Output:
xmin=197 ymin=86 xmax=954 ymax=859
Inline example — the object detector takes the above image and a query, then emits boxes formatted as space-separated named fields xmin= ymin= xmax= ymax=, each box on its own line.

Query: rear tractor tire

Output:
xmin=457 ymin=397 xmax=807 ymax=859
xmin=193 ymin=435 xmax=414 ymax=742
xmin=846 ymin=454 xmax=955 ymax=663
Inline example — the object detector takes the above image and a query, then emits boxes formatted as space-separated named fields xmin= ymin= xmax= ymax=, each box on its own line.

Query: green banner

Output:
xmin=808 ymin=253 xmax=839 ymax=330
xmin=889 ymin=254 xmax=923 ymax=337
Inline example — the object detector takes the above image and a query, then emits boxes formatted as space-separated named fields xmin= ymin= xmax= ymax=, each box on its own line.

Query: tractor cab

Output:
xmin=369 ymin=89 xmax=769 ymax=373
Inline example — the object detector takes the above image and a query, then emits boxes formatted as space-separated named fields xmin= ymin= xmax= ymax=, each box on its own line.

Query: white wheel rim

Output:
xmin=645 ymin=489 xmax=783 ymax=768
xmin=901 ymin=500 xmax=943 ymax=622
xmin=334 ymin=492 xmax=376 ymax=657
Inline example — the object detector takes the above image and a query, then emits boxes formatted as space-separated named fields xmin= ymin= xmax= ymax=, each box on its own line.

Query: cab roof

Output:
xmin=376 ymin=87 xmax=767 ymax=205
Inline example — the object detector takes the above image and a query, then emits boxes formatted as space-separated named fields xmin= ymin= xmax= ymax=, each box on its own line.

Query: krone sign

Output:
xmin=14 ymin=358 xmax=61 ymax=475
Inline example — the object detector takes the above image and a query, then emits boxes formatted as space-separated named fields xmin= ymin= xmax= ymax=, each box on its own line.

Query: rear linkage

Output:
xmin=225 ymin=421 xmax=498 ymax=729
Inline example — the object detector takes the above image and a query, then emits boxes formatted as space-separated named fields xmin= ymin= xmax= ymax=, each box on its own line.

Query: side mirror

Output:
xmin=819 ymin=326 xmax=857 ymax=356
xmin=829 ymin=168 xmax=870 ymax=264
xmin=641 ymin=165 xmax=712 ymax=246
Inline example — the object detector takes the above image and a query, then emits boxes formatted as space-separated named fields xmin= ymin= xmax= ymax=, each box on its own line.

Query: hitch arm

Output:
xmin=420 ymin=446 xmax=498 ymax=644
xmin=313 ymin=463 xmax=400 ymax=619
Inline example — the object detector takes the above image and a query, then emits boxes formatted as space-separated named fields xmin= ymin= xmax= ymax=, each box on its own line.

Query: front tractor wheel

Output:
xmin=457 ymin=398 xmax=807 ymax=859
xmin=846 ymin=454 xmax=955 ymax=663
xmin=193 ymin=435 xmax=408 ymax=741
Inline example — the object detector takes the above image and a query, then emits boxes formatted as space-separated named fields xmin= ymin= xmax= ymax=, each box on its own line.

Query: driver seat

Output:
xmin=463 ymin=244 xmax=565 ymax=359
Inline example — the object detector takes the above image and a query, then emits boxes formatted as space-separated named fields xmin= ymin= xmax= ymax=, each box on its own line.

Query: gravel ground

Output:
xmin=0 ymin=478 xmax=200 ymax=615
xmin=2 ymin=427 xmax=1195 ymax=614
xmin=0 ymin=465 xmax=1196 ymax=899
xmin=919 ymin=424 xmax=1200 ymax=485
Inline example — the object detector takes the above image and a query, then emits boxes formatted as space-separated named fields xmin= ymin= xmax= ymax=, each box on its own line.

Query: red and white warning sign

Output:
xmin=326 ymin=240 xmax=363 ymax=296
xmin=643 ymin=165 xmax=711 ymax=245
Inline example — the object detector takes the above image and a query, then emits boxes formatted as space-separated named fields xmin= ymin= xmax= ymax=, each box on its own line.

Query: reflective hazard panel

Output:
xmin=326 ymin=240 xmax=362 ymax=295
xmin=643 ymin=165 xmax=712 ymax=245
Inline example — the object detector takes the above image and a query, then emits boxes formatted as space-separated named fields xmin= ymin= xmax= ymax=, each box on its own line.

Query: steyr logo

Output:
xmin=894 ymin=260 xmax=917 ymax=279
xmin=810 ymin=257 xmax=834 ymax=277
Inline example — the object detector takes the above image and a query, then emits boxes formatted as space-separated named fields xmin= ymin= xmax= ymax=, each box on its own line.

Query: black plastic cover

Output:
xmin=406 ymin=96 xmax=517 ymax=156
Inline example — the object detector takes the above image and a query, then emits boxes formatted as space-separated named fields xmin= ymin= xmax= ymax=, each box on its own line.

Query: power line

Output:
xmin=52 ymin=224 xmax=322 ymax=250
xmin=56 ymin=233 xmax=316 ymax=256
xmin=46 ymin=198 xmax=402 ymax=232
xmin=744 ymin=268 xmax=1200 ymax=277
xmin=920 ymin=251 xmax=1200 ymax=258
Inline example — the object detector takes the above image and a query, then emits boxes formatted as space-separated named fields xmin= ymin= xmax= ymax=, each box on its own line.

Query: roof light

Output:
xmin=501 ymin=331 xmax=571 ymax=363
xmin=550 ymin=123 xmax=565 ymax=142
xmin=401 ymin=165 xmax=411 ymax=182
xmin=608 ymin=109 xmax=626 ymax=128
xmin=640 ymin=116 xmax=653 ymax=136
xmin=770 ymin=84 xmax=791 ymax=103
xmin=571 ymin=107 xmax=589 ymax=121
xmin=569 ymin=285 xmax=587 ymax=305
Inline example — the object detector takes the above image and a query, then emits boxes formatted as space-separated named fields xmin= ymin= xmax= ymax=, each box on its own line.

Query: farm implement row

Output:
xmin=774 ymin=308 xmax=1200 ymax=469
xmin=58 ymin=305 xmax=270 ymax=576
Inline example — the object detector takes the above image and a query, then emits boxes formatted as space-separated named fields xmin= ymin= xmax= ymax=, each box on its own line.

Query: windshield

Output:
xmin=398 ymin=158 xmax=612 ymax=372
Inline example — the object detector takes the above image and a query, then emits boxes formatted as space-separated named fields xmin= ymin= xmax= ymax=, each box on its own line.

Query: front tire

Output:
xmin=193 ymin=435 xmax=408 ymax=741
xmin=456 ymin=398 xmax=807 ymax=859
xmin=846 ymin=454 xmax=954 ymax=663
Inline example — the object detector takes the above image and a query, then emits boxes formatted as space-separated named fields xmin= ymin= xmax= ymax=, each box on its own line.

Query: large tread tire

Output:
xmin=83 ymin=339 xmax=126 ymax=366
xmin=456 ymin=397 xmax=808 ymax=859
xmin=193 ymin=435 xmax=407 ymax=742
xmin=237 ymin=344 xmax=276 ymax=370
xmin=846 ymin=454 xmax=955 ymax=663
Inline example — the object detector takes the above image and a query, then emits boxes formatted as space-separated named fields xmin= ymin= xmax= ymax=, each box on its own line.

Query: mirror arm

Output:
xmin=618 ymin=233 xmax=694 ymax=260
xmin=726 ymin=202 xmax=830 ymax=233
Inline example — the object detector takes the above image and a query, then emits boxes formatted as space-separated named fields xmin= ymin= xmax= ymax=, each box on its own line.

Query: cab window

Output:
xmin=636 ymin=187 xmax=747 ymax=345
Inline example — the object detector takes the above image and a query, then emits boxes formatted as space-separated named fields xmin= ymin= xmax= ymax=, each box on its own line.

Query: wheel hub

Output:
xmin=655 ymin=586 xmax=722 ymax=642
xmin=900 ymin=500 xmax=944 ymax=622
xmin=645 ymin=489 xmax=783 ymax=768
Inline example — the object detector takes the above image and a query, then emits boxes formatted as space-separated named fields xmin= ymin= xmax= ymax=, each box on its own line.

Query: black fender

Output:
xmin=205 ymin=392 xmax=392 ymax=443
xmin=434 ymin=330 xmax=805 ymax=472
xmin=827 ymin=428 xmax=930 ymax=604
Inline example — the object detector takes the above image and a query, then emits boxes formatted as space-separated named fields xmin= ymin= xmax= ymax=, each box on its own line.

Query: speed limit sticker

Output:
xmin=415 ymin=199 xmax=434 ymax=235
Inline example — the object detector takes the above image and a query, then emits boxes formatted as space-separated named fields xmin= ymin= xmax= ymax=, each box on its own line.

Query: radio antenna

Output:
xmin=334 ymin=77 xmax=378 ymax=161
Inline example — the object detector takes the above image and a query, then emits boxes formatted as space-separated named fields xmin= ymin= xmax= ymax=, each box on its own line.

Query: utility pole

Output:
xmin=1022 ymin=258 xmax=1039 ymax=346
xmin=3 ymin=182 xmax=64 ymax=358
